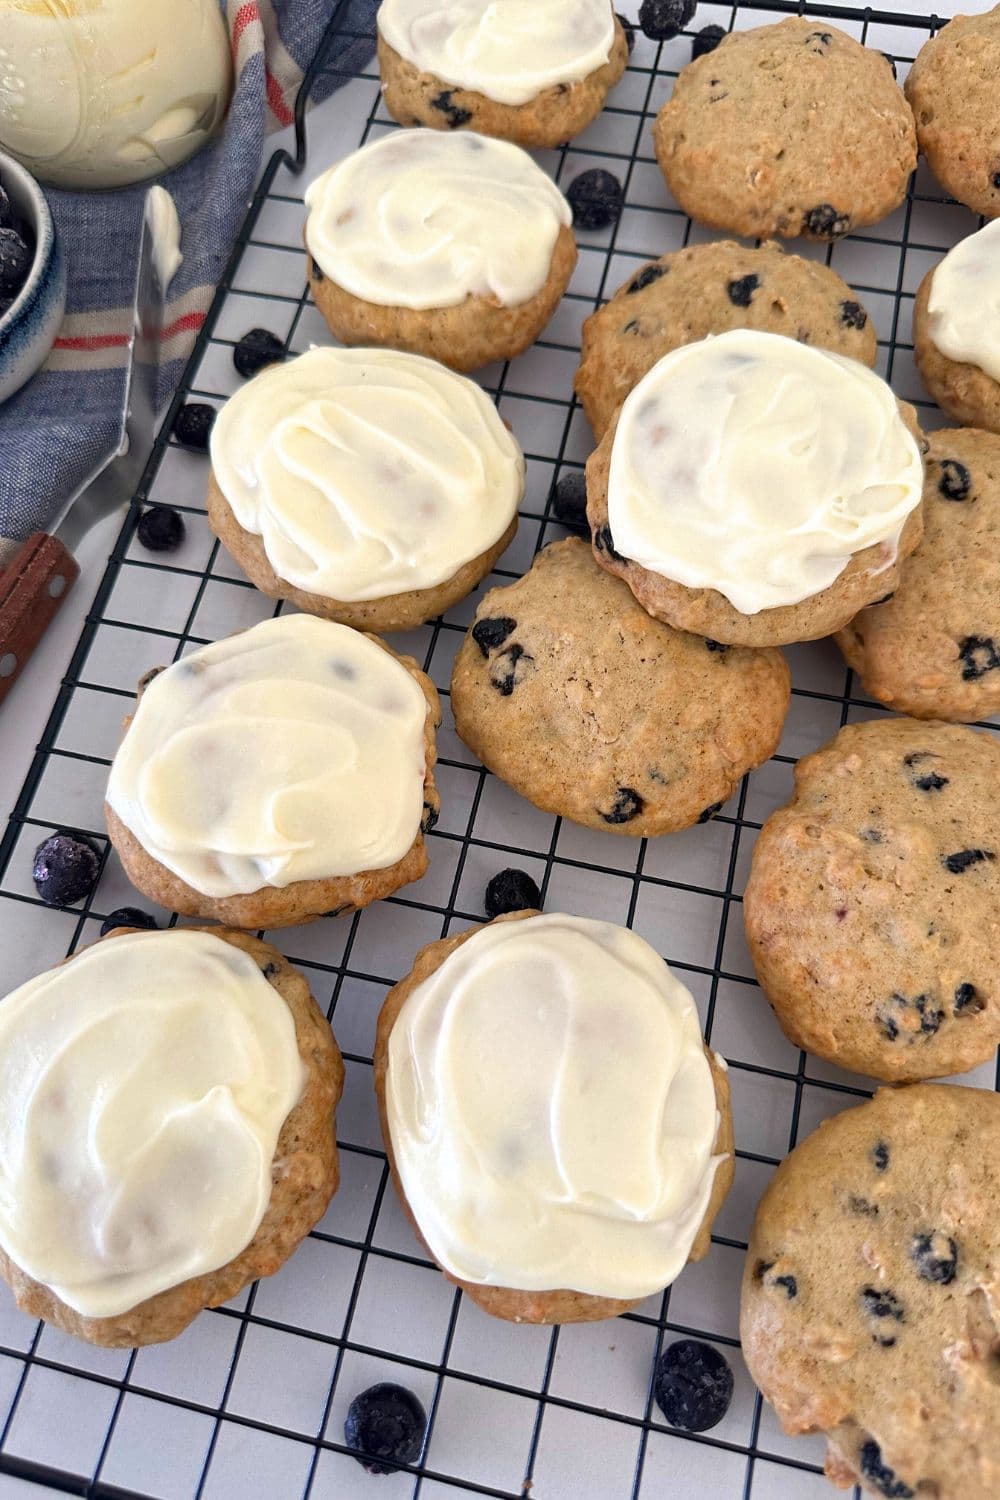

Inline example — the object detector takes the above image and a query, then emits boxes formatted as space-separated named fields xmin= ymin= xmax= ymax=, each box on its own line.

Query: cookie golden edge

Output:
xmin=372 ymin=910 xmax=735 ymax=1324
xmin=0 ymin=928 xmax=344 ymax=1348
xmin=105 ymin=636 xmax=441 ymax=929
xmin=912 ymin=268 xmax=1000 ymax=435
xmin=376 ymin=23 xmax=628 ymax=149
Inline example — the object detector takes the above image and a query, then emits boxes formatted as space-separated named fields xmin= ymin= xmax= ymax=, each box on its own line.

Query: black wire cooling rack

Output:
xmin=0 ymin=3 xmax=995 ymax=1498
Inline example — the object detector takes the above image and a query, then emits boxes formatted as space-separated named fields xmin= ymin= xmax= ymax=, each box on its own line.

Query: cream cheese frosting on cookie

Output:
xmin=607 ymin=329 xmax=923 ymax=615
xmin=107 ymin=615 xmax=429 ymax=897
xmin=385 ymin=913 xmax=725 ymax=1299
xmin=305 ymin=130 xmax=571 ymax=310
xmin=926 ymin=219 xmax=1000 ymax=383
xmin=209 ymin=346 xmax=524 ymax=602
xmin=0 ymin=930 xmax=304 ymax=1318
xmin=376 ymin=0 xmax=617 ymax=107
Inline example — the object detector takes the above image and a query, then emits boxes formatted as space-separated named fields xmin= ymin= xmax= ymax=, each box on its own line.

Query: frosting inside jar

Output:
xmin=305 ymin=130 xmax=571 ymax=310
xmin=0 ymin=930 xmax=305 ymax=1319
xmin=377 ymin=0 xmax=617 ymax=107
xmin=385 ymin=913 xmax=726 ymax=1300
xmin=607 ymin=329 xmax=924 ymax=615
xmin=106 ymin=614 xmax=429 ymax=898
xmin=927 ymin=219 xmax=1000 ymax=383
xmin=209 ymin=347 xmax=524 ymax=602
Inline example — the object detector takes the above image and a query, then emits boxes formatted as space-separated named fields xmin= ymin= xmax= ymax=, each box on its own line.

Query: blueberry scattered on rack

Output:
xmin=639 ymin=0 xmax=697 ymax=43
xmin=692 ymin=23 xmax=725 ymax=58
xmin=99 ymin=907 xmax=159 ymax=938
xmin=344 ymin=1382 xmax=427 ymax=1474
xmin=137 ymin=505 xmax=186 ymax=553
xmin=173 ymin=401 xmax=217 ymax=451
xmin=233 ymin=327 xmax=285 ymax=379
xmin=550 ymin=470 xmax=588 ymax=531
xmin=567 ymin=168 xmax=625 ymax=232
xmin=32 ymin=832 xmax=100 ymax=908
xmin=653 ymin=1339 xmax=734 ymax=1432
xmin=616 ymin=11 xmax=636 ymax=54
xmin=485 ymin=867 xmax=542 ymax=919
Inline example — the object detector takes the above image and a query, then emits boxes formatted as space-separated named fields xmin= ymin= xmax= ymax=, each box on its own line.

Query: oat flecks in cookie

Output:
xmin=905 ymin=7 xmax=1000 ymax=219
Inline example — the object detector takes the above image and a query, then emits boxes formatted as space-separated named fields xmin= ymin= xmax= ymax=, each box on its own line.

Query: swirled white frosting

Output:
xmin=385 ymin=914 xmax=726 ymax=1300
xmin=209 ymin=347 xmax=523 ymax=602
xmin=106 ymin=615 xmax=429 ymax=898
xmin=607 ymin=330 xmax=924 ymax=615
xmin=305 ymin=130 xmax=571 ymax=310
xmin=0 ymin=930 xmax=305 ymax=1318
xmin=927 ymin=218 xmax=1000 ymax=383
xmin=377 ymin=0 xmax=617 ymax=106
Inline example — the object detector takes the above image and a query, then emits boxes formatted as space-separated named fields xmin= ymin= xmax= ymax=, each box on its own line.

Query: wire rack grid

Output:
xmin=0 ymin=2 xmax=996 ymax=1498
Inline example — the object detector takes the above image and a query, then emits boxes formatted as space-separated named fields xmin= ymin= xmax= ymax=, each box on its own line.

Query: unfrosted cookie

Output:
xmin=904 ymin=5 xmax=1000 ymax=219
xmin=576 ymin=239 xmax=878 ymax=438
xmin=377 ymin=0 xmax=628 ymax=148
xmin=450 ymin=538 xmax=790 ymax=836
xmin=741 ymin=1083 xmax=1000 ymax=1500
xmin=654 ymin=20 xmax=915 ymax=240
xmin=837 ymin=429 xmax=1000 ymax=722
xmin=744 ymin=717 xmax=1000 ymax=1082
xmin=0 ymin=927 xmax=343 ymax=1347
xmin=305 ymin=131 xmax=576 ymax=372
xmin=913 ymin=220 xmax=1000 ymax=433
xmin=586 ymin=330 xmax=925 ymax=648
xmin=106 ymin=615 xmax=440 ymax=930
xmin=208 ymin=347 xmax=523 ymax=633
xmin=374 ymin=910 xmax=734 ymax=1324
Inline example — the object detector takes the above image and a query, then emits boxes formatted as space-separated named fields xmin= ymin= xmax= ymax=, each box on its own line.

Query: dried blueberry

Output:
xmin=616 ymin=12 xmax=636 ymax=53
xmin=99 ymin=906 xmax=158 ymax=937
xmin=879 ymin=992 xmax=943 ymax=1040
xmin=859 ymin=1439 xmax=914 ymax=1498
xmin=805 ymin=30 xmax=832 ymax=50
xmin=910 ymin=1231 xmax=958 ymax=1285
xmin=344 ymin=1382 xmax=426 ymax=1475
xmin=262 ymin=961 xmax=281 ymax=979
xmin=627 ymin=263 xmax=665 ymax=294
xmin=992 ymin=169 xmax=1000 ymax=192
xmin=860 ymin=1286 xmax=905 ymax=1346
xmin=567 ymin=169 xmax=624 ymax=231
xmin=600 ymin=786 xmax=644 ymax=824
xmin=958 ymin=635 xmax=1000 ymax=681
xmin=233 ymin=327 xmax=284 ymax=379
xmin=872 ymin=1141 xmax=890 ymax=1171
xmin=727 ymin=273 xmax=759 ymax=307
xmin=698 ymin=801 xmax=723 ymax=823
xmin=431 ymin=90 xmax=471 ymax=128
xmin=704 ymin=639 xmax=728 ymax=654
xmin=773 ymin=1273 xmax=797 ymax=1297
xmin=0 ymin=226 xmax=32 ymax=298
xmin=485 ymin=867 xmax=542 ymax=918
xmin=653 ymin=1339 xmax=734 ymax=1432
xmin=692 ymin=23 xmax=725 ymax=58
xmin=490 ymin=643 xmax=533 ymax=696
xmin=173 ymin=402 xmax=216 ymax=451
xmin=754 ymin=1261 xmax=797 ymax=1298
xmin=32 ymin=832 xmax=100 ymax=908
xmin=840 ymin=300 xmax=868 ymax=330
xmin=639 ymin=0 xmax=696 ymax=41
xmin=954 ymin=982 xmax=984 ymax=1015
xmin=551 ymin=470 xmax=588 ymax=530
xmin=472 ymin=616 xmax=517 ymax=657
xmin=803 ymin=204 xmax=851 ymax=239
xmin=937 ymin=458 xmax=972 ymax=501
xmin=137 ymin=505 xmax=185 ymax=553
xmin=849 ymin=1195 xmax=879 ymax=1217
xmin=942 ymin=848 xmax=995 ymax=874
xmin=594 ymin=525 xmax=627 ymax=564
xmin=421 ymin=800 xmax=439 ymax=834
xmin=914 ymin=771 xmax=948 ymax=792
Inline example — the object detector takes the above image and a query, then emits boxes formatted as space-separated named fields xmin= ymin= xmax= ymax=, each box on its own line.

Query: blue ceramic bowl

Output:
xmin=0 ymin=151 xmax=66 ymax=405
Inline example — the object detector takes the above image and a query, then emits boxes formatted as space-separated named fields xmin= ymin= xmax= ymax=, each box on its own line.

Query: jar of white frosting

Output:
xmin=0 ymin=0 xmax=232 ymax=189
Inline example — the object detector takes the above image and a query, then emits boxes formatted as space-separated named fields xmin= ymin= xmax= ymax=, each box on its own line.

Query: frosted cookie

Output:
xmin=576 ymin=239 xmax=878 ymax=439
xmin=305 ymin=131 xmax=576 ymax=372
xmin=904 ymin=5 xmax=1000 ymax=219
xmin=105 ymin=615 xmax=441 ymax=929
xmin=741 ymin=1084 xmax=1000 ymax=1500
xmin=376 ymin=0 xmax=629 ymax=148
xmin=743 ymin=717 xmax=1000 ymax=1082
xmin=374 ymin=911 xmax=734 ymax=1323
xmin=836 ymin=429 xmax=1000 ymax=722
xmin=207 ymin=347 xmax=523 ymax=633
xmin=654 ymin=20 xmax=915 ymax=240
xmin=913 ymin=220 xmax=1000 ymax=434
xmin=586 ymin=329 xmax=925 ymax=647
xmin=0 ymin=927 xmax=343 ymax=1347
xmin=451 ymin=538 xmax=790 ymax=835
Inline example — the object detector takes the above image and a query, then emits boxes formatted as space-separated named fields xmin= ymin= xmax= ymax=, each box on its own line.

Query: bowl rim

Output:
xmin=0 ymin=148 xmax=54 ymax=334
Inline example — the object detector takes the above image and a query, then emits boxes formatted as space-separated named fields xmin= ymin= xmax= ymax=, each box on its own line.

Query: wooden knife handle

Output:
xmin=0 ymin=532 xmax=80 ymax=708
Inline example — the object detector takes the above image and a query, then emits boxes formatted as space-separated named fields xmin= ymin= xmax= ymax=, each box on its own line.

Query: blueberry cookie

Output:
xmin=913 ymin=220 xmax=1000 ymax=434
xmin=0 ymin=927 xmax=343 ymax=1347
xmin=742 ymin=1083 xmax=1000 ymax=1500
xmin=106 ymin=615 xmax=440 ymax=930
xmin=654 ymin=19 xmax=915 ymax=240
xmin=374 ymin=910 xmax=734 ymax=1323
xmin=744 ymin=717 xmax=1000 ymax=1081
xmin=377 ymin=0 xmax=629 ymax=148
xmin=305 ymin=132 xmax=577 ymax=373
xmin=576 ymin=239 xmax=878 ymax=439
xmin=837 ymin=429 xmax=1000 ymax=722
xmin=586 ymin=330 xmax=925 ymax=648
xmin=904 ymin=5 xmax=1000 ymax=219
xmin=450 ymin=538 xmax=790 ymax=836
xmin=208 ymin=347 xmax=522 ymax=633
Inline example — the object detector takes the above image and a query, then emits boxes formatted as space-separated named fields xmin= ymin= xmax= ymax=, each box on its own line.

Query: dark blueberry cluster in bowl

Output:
xmin=0 ymin=173 xmax=36 ymax=321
